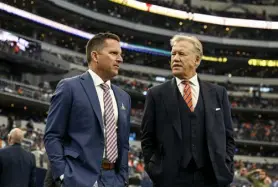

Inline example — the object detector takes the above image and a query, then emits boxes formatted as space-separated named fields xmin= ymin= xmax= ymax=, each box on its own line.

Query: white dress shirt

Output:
xmin=175 ymin=73 xmax=200 ymax=109
xmin=88 ymin=69 xmax=118 ymax=124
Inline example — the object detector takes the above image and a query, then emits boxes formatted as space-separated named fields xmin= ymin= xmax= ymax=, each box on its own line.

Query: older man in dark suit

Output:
xmin=0 ymin=128 xmax=36 ymax=186
xmin=141 ymin=34 xmax=235 ymax=186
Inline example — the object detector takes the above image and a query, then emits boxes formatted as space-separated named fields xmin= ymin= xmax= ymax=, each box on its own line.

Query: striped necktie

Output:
xmin=182 ymin=81 xmax=194 ymax=112
xmin=100 ymin=83 xmax=118 ymax=163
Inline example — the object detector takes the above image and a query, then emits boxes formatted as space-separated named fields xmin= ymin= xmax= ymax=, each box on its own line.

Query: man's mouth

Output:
xmin=172 ymin=64 xmax=183 ymax=68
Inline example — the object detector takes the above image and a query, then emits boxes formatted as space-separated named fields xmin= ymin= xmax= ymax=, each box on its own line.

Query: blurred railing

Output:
xmin=0 ymin=78 xmax=52 ymax=104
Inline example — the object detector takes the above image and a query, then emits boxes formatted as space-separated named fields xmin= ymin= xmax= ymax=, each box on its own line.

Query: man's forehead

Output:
xmin=104 ymin=38 xmax=120 ymax=45
xmin=102 ymin=42 xmax=122 ymax=52
xmin=171 ymin=46 xmax=189 ymax=52
xmin=172 ymin=41 xmax=193 ymax=51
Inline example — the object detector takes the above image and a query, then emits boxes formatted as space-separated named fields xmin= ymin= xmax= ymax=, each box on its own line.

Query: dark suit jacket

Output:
xmin=44 ymin=71 xmax=131 ymax=186
xmin=0 ymin=144 xmax=36 ymax=186
xmin=141 ymin=78 xmax=235 ymax=186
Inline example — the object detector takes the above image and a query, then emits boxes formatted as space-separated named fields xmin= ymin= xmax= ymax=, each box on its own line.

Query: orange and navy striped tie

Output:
xmin=182 ymin=81 xmax=194 ymax=112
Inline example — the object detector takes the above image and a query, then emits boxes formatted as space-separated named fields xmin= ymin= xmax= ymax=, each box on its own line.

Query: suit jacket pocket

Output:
xmin=64 ymin=149 xmax=80 ymax=159
xmin=215 ymin=110 xmax=224 ymax=120
xmin=146 ymin=154 xmax=163 ymax=183
xmin=64 ymin=149 xmax=86 ymax=164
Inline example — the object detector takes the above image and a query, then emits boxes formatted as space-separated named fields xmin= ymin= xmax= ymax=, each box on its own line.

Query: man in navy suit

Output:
xmin=0 ymin=128 xmax=36 ymax=186
xmin=141 ymin=35 xmax=235 ymax=186
xmin=44 ymin=32 xmax=131 ymax=186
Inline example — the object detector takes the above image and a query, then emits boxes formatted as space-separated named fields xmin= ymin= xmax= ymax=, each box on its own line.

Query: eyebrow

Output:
xmin=171 ymin=50 xmax=188 ymax=53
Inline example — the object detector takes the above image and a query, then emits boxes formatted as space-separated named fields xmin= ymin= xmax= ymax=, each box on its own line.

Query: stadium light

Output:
xmin=109 ymin=0 xmax=278 ymax=30
xmin=0 ymin=2 xmax=230 ymax=63
xmin=0 ymin=2 xmax=170 ymax=56
xmin=248 ymin=59 xmax=278 ymax=67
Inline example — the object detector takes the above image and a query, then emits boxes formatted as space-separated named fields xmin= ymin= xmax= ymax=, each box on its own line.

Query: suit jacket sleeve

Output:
xmin=119 ymin=94 xmax=131 ymax=186
xmin=29 ymin=153 xmax=36 ymax=187
xmin=222 ymin=87 xmax=235 ymax=162
xmin=141 ymin=89 xmax=156 ymax=164
xmin=43 ymin=79 xmax=72 ymax=180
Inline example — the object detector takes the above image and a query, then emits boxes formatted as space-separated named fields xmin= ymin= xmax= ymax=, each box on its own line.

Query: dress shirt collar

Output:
xmin=88 ymin=69 xmax=111 ymax=88
xmin=175 ymin=73 xmax=198 ymax=86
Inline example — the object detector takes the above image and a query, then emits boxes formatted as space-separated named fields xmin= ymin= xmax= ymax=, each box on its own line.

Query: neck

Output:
xmin=9 ymin=142 xmax=19 ymax=146
xmin=181 ymin=71 xmax=196 ymax=81
xmin=89 ymin=66 xmax=109 ymax=82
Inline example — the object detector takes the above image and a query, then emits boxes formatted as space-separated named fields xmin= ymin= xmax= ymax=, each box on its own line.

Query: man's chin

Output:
xmin=111 ymin=70 xmax=118 ymax=78
xmin=172 ymin=70 xmax=182 ymax=77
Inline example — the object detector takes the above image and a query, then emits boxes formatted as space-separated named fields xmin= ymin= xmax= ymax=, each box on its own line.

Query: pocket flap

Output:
xmin=64 ymin=149 xmax=80 ymax=159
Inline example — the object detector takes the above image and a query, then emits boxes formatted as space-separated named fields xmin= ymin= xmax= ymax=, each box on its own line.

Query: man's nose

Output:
xmin=117 ymin=55 xmax=123 ymax=63
xmin=172 ymin=54 xmax=180 ymax=61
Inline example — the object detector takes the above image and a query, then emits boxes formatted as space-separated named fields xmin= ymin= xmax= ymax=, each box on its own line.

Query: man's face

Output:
xmin=240 ymin=168 xmax=248 ymax=176
xmin=95 ymin=39 xmax=123 ymax=81
xmin=171 ymin=40 xmax=199 ymax=79
xmin=259 ymin=171 xmax=266 ymax=180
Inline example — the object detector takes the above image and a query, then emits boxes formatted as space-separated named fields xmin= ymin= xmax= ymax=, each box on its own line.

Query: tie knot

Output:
xmin=100 ymin=83 xmax=110 ymax=92
xmin=182 ymin=80 xmax=190 ymax=85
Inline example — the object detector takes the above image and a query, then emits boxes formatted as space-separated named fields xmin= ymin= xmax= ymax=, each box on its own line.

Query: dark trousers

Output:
xmin=173 ymin=160 xmax=218 ymax=187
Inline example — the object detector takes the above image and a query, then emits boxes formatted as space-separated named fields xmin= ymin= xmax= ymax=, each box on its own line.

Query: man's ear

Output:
xmin=8 ymin=134 xmax=11 ymax=144
xmin=91 ymin=51 xmax=98 ymax=63
xmin=195 ymin=56 xmax=201 ymax=67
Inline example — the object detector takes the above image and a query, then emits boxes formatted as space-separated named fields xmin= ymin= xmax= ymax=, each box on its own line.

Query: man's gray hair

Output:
xmin=170 ymin=34 xmax=203 ymax=58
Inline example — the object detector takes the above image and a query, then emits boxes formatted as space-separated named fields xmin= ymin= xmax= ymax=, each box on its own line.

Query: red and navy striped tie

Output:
xmin=101 ymin=83 xmax=118 ymax=163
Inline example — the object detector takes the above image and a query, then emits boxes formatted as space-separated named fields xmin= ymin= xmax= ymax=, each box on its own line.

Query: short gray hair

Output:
xmin=170 ymin=34 xmax=203 ymax=58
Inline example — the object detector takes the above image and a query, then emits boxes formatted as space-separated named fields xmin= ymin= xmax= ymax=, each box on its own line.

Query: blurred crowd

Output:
xmin=232 ymin=160 xmax=278 ymax=186
xmin=234 ymin=119 xmax=278 ymax=142
xmin=2 ymin=12 xmax=278 ymax=79
xmin=50 ymin=51 xmax=86 ymax=67
xmin=0 ymin=77 xmax=278 ymax=142
xmin=0 ymin=77 xmax=53 ymax=103
xmin=0 ymin=39 xmax=66 ymax=72
xmin=0 ymin=40 xmax=41 ymax=60
xmin=230 ymin=96 xmax=278 ymax=110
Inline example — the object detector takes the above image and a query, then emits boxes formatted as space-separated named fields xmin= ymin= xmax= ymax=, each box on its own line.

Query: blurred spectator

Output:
xmin=272 ymin=176 xmax=278 ymax=187
xmin=0 ymin=128 xmax=36 ymax=186
xmin=247 ymin=169 xmax=272 ymax=187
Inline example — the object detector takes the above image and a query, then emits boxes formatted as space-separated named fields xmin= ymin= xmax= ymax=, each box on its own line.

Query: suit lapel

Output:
xmin=111 ymin=84 xmax=125 ymax=134
xmin=199 ymin=79 xmax=216 ymax=134
xmin=80 ymin=71 xmax=104 ymax=135
xmin=111 ymin=85 xmax=125 ymax=157
xmin=163 ymin=78 xmax=182 ymax=139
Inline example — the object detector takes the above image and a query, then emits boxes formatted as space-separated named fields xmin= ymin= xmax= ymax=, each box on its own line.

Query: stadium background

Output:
xmin=0 ymin=0 xmax=278 ymax=186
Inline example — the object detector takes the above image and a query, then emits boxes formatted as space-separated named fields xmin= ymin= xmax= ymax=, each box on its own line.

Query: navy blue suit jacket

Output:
xmin=0 ymin=144 xmax=36 ymax=186
xmin=44 ymin=71 xmax=131 ymax=186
